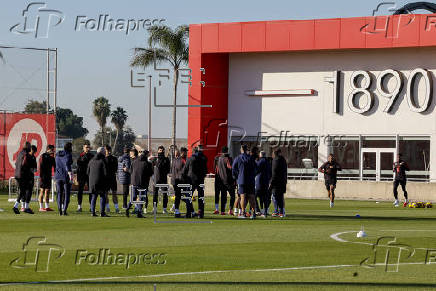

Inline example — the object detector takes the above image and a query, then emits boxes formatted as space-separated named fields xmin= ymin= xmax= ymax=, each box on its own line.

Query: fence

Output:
xmin=8 ymin=176 xmax=54 ymax=202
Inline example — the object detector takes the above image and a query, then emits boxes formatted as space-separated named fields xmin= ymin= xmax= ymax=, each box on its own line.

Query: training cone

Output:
xmin=357 ymin=226 xmax=367 ymax=238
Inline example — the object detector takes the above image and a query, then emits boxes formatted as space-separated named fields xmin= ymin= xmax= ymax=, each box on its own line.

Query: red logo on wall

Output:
xmin=0 ymin=114 xmax=55 ymax=179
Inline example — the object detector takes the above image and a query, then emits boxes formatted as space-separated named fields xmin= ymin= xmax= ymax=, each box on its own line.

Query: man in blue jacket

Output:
xmin=256 ymin=151 xmax=272 ymax=217
xmin=232 ymin=145 xmax=258 ymax=219
xmin=54 ymin=142 xmax=73 ymax=216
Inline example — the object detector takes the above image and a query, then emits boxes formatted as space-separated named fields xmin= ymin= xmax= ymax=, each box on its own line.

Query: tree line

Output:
xmin=23 ymin=98 xmax=134 ymax=156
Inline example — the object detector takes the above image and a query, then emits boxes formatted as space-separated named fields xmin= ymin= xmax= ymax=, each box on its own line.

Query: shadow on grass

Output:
xmin=154 ymin=214 xmax=436 ymax=222
xmin=1 ymin=281 xmax=436 ymax=287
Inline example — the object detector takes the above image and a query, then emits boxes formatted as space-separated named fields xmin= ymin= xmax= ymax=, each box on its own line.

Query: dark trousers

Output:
xmin=56 ymin=180 xmax=71 ymax=212
xmin=214 ymin=177 xmax=221 ymax=205
xmin=256 ymin=187 xmax=268 ymax=212
xmin=77 ymin=179 xmax=91 ymax=206
xmin=218 ymin=183 xmax=235 ymax=212
xmin=173 ymin=181 xmax=192 ymax=212
xmin=192 ymin=183 xmax=205 ymax=214
xmin=272 ymin=188 xmax=285 ymax=214
xmin=91 ymin=191 xmax=107 ymax=215
xmin=264 ymin=188 xmax=273 ymax=212
xmin=122 ymin=184 xmax=129 ymax=209
xmin=153 ymin=185 xmax=168 ymax=209
xmin=128 ymin=186 xmax=148 ymax=210
xmin=16 ymin=178 xmax=32 ymax=204
xmin=393 ymin=179 xmax=408 ymax=200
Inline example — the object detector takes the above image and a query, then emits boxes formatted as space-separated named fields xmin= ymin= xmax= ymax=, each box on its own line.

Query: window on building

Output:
xmin=230 ymin=136 xmax=318 ymax=179
xmin=362 ymin=136 xmax=396 ymax=148
xmin=332 ymin=137 xmax=360 ymax=179
xmin=399 ymin=137 xmax=430 ymax=181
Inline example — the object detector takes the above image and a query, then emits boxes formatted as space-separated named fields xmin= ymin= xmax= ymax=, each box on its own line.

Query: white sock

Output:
xmin=238 ymin=209 xmax=242 ymax=215
xmin=175 ymin=209 xmax=180 ymax=214
xmin=14 ymin=201 xmax=19 ymax=208
xmin=24 ymin=202 xmax=29 ymax=209
xmin=39 ymin=202 xmax=43 ymax=208
xmin=21 ymin=202 xmax=24 ymax=208
xmin=45 ymin=202 xmax=49 ymax=208
xmin=78 ymin=204 xmax=82 ymax=209
xmin=215 ymin=204 xmax=219 ymax=210
xmin=234 ymin=208 xmax=237 ymax=214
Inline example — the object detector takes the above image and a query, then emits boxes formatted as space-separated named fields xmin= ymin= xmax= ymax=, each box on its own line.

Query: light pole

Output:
xmin=148 ymin=75 xmax=152 ymax=153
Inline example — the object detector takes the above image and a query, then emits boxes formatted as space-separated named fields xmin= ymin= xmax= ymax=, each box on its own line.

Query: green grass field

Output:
xmin=1 ymin=193 xmax=436 ymax=290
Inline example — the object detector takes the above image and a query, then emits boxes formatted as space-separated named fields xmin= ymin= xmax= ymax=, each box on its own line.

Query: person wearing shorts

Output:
xmin=232 ymin=144 xmax=258 ymax=219
xmin=38 ymin=145 xmax=55 ymax=211
xmin=318 ymin=154 xmax=342 ymax=208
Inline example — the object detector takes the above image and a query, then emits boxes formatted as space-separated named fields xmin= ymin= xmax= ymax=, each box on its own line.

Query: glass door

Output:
xmin=360 ymin=148 xmax=397 ymax=182
xmin=380 ymin=151 xmax=396 ymax=181
xmin=361 ymin=150 xmax=377 ymax=181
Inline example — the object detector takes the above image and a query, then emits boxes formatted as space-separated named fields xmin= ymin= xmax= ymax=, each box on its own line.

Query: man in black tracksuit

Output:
xmin=270 ymin=149 xmax=288 ymax=217
xmin=38 ymin=144 xmax=56 ymax=211
xmin=318 ymin=154 xmax=342 ymax=208
xmin=126 ymin=149 xmax=153 ymax=218
xmin=87 ymin=147 xmax=109 ymax=217
xmin=104 ymin=145 xmax=119 ymax=213
xmin=213 ymin=153 xmax=221 ymax=214
xmin=393 ymin=154 xmax=410 ymax=207
xmin=183 ymin=146 xmax=208 ymax=218
xmin=215 ymin=146 xmax=235 ymax=215
xmin=76 ymin=143 xmax=94 ymax=211
xmin=13 ymin=142 xmax=33 ymax=214
xmin=171 ymin=147 xmax=192 ymax=218
xmin=153 ymin=146 xmax=171 ymax=213
xmin=27 ymin=145 xmax=38 ymax=207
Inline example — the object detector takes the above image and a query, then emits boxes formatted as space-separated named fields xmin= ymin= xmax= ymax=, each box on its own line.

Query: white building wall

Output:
xmin=228 ymin=47 xmax=436 ymax=179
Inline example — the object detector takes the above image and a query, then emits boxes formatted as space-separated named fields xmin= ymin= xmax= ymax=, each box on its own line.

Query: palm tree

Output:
xmin=92 ymin=97 xmax=111 ymax=146
xmin=111 ymin=106 xmax=128 ymax=153
xmin=130 ymin=24 xmax=189 ymax=156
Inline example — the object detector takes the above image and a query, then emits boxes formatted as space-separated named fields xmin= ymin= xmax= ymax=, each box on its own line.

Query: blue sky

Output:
xmin=0 ymin=0 xmax=415 ymax=139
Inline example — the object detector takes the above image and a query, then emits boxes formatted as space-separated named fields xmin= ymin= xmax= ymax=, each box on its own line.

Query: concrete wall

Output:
xmin=201 ymin=178 xmax=436 ymax=202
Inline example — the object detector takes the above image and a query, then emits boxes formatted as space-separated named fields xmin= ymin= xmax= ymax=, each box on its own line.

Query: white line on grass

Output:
xmin=0 ymin=262 xmax=431 ymax=286
xmin=379 ymin=230 xmax=436 ymax=232
xmin=330 ymin=231 xmax=431 ymax=250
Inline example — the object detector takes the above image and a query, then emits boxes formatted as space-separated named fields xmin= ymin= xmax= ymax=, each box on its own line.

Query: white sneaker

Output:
xmin=393 ymin=200 xmax=399 ymax=207
xmin=329 ymin=201 xmax=334 ymax=208
xmin=162 ymin=209 xmax=168 ymax=214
